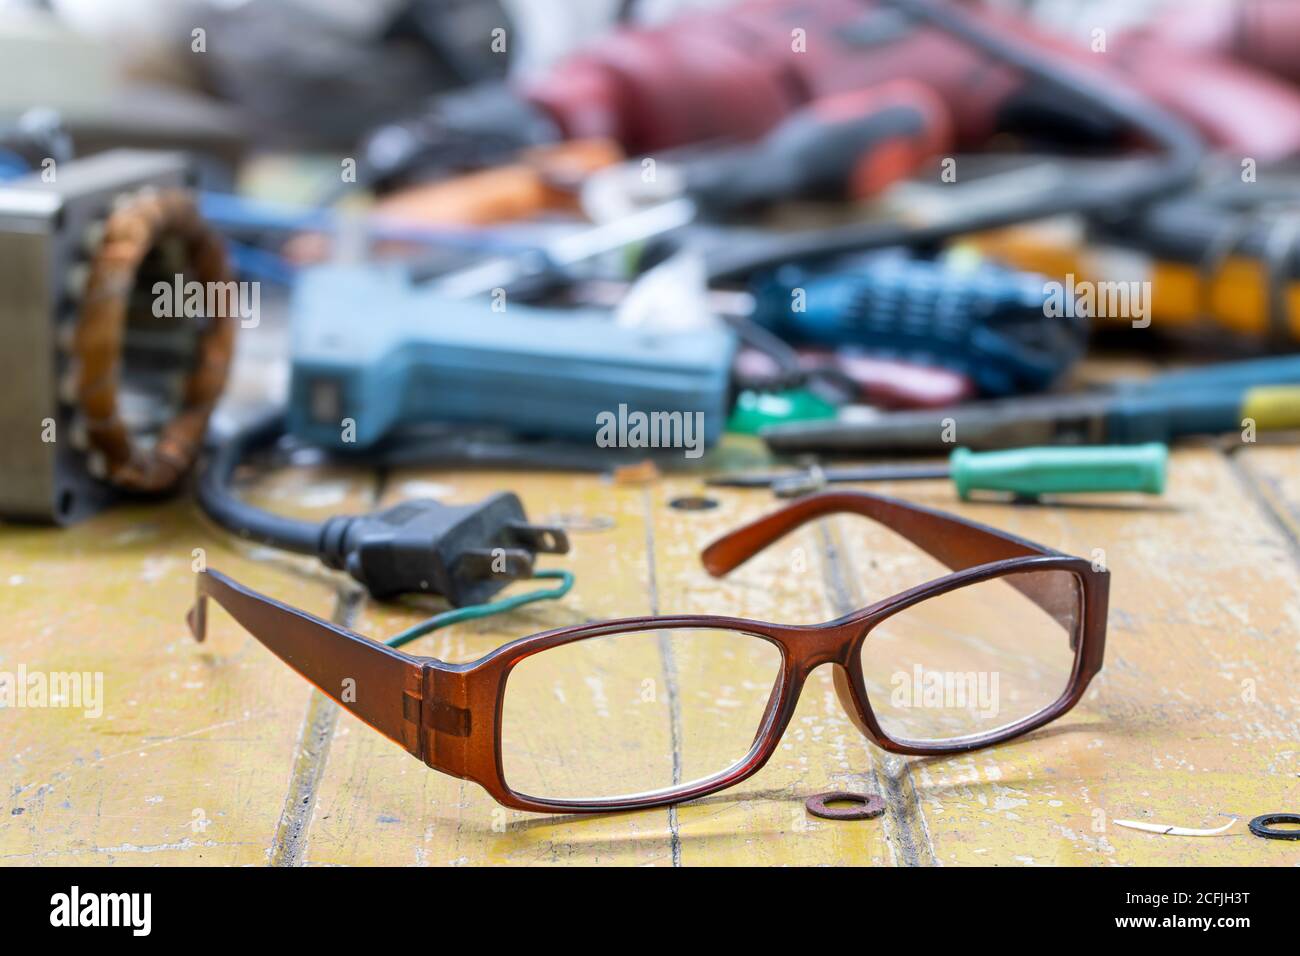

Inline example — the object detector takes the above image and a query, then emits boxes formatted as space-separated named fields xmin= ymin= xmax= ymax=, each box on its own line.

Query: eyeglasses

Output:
xmin=188 ymin=491 xmax=1107 ymax=813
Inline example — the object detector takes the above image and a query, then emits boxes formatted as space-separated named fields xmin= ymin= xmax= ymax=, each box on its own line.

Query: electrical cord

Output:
xmin=704 ymin=0 xmax=1205 ymax=282
xmin=197 ymin=412 xmax=321 ymax=555
xmin=196 ymin=412 xmax=570 ymax=605
xmin=385 ymin=569 xmax=574 ymax=649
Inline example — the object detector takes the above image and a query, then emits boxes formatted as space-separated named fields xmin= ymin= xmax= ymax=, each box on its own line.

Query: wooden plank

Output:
xmin=300 ymin=471 xmax=677 ymax=866
xmin=827 ymin=448 xmax=1300 ymax=865
xmin=0 ymin=467 xmax=372 ymax=865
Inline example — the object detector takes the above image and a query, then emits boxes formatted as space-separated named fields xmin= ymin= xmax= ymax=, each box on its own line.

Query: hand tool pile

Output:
xmin=305 ymin=0 xmax=1298 ymax=509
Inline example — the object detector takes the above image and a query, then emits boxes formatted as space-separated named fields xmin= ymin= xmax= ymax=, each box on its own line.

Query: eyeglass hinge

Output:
xmin=403 ymin=663 xmax=474 ymax=773
xmin=400 ymin=666 xmax=425 ymax=759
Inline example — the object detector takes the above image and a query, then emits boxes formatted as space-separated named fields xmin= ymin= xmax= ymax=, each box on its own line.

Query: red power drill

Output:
xmin=361 ymin=0 xmax=1300 ymax=189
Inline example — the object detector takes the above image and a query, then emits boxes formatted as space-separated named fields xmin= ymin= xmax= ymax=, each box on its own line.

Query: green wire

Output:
xmin=384 ymin=570 xmax=574 ymax=650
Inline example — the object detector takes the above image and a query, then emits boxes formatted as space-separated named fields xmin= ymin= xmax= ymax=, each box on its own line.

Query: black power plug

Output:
xmin=316 ymin=492 xmax=569 ymax=606
xmin=197 ymin=416 xmax=570 ymax=607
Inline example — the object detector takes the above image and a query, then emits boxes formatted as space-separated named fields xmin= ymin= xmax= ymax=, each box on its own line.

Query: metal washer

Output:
xmin=805 ymin=791 xmax=885 ymax=821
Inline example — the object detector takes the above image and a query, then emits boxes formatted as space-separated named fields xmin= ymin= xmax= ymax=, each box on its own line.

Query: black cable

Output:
xmin=705 ymin=0 xmax=1205 ymax=282
xmin=196 ymin=412 xmax=321 ymax=555
xmin=196 ymin=412 xmax=572 ymax=605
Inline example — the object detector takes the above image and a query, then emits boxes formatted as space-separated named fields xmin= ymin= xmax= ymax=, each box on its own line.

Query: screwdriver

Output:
xmin=708 ymin=443 xmax=1168 ymax=500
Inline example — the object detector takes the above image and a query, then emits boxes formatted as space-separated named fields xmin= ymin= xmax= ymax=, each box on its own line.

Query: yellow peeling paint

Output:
xmin=0 ymin=467 xmax=375 ymax=865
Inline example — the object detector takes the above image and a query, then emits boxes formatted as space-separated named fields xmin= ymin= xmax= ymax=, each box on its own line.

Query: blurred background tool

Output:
xmin=352 ymin=0 xmax=1216 ymax=296
xmin=184 ymin=0 xmax=516 ymax=155
xmin=1129 ymin=0 xmax=1300 ymax=90
xmin=581 ymin=81 xmax=951 ymax=222
xmin=697 ymin=0 xmax=1205 ymax=282
xmin=0 ymin=107 xmax=74 ymax=178
xmin=709 ymin=443 xmax=1168 ymax=500
xmin=750 ymin=252 xmax=1084 ymax=398
xmin=540 ymin=238 xmax=1082 ymax=422
xmin=370 ymin=138 xmax=622 ymax=226
xmin=575 ymin=277 xmax=980 ymax=409
xmin=437 ymin=83 xmax=952 ymax=299
xmin=972 ymin=168 xmax=1300 ymax=344
xmin=763 ymin=356 xmax=1300 ymax=453
xmin=0 ymin=148 xmax=233 ymax=525
xmin=279 ymin=139 xmax=624 ymax=264
xmin=360 ymin=0 xmax=1300 ymax=192
xmin=1125 ymin=354 xmax=1300 ymax=395
xmin=286 ymin=265 xmax=735 ymax=451
xmin=731 ymin=354 xmax=975 ymax=413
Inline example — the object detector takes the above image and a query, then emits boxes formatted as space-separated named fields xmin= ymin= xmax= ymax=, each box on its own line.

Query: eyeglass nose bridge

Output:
xmin=769 ymin=619 xmax=878 ymax=739
xmin=776 ymin=617 xmax=868 ymax=675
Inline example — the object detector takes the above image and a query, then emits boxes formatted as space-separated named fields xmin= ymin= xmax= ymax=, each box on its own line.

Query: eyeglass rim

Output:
xmin=488 ymin=554 xmax=1105 ymax=811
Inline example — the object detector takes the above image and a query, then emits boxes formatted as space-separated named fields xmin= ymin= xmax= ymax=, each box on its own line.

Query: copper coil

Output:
xmin=74 ymin=189 xmax=235 ymax=493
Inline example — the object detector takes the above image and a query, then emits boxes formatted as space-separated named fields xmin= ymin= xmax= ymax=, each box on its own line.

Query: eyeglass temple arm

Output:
xmin=188 ymin=569 xmax=426 ymax=754
xmin=701 ymin=490 xmax=1051 ymax=579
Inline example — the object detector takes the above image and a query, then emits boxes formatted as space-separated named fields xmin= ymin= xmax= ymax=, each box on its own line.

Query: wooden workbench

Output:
xmin=2 ymin=437 xmax=1298 ymax=866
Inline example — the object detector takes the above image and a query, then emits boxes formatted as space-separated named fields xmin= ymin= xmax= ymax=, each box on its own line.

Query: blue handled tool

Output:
xmin=287 ymin=265 xmax=736 ymax=452
xmin=1123 ymin=354 xmax=1300 ymax=394
xmin=750 ymin=254 xmax=1086 ymax=397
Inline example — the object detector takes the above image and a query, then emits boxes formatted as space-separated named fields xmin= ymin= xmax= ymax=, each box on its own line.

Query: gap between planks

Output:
xmin=266 ymin=470 xmax=388 ymax=866
xmin=642 ymin=487 xmax=684 ymax=867
xmin=266 ymin=586 xmax=364 ymax=866
xmin=1227 ymin=446 xmax=1300 ymax=565
xmin=818 ymin=520 xmax=939 ymax=867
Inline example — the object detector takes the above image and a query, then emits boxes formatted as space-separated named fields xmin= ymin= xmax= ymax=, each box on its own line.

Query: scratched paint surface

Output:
xmin=3 ymin=442 xmax=1298 ymax=866
xmin=0 ymin=468 xmax=373 ymax=865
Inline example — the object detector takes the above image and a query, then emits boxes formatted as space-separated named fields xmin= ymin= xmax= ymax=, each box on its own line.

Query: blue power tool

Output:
xmin=287 ymin=266 xmax=736 ymax=451
xmin=751 ymin=254 xmax=1086 ymax=397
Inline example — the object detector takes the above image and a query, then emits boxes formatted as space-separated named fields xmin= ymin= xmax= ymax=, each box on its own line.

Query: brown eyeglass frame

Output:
xmin=188 ymin=490 xmax=1108 ymax=814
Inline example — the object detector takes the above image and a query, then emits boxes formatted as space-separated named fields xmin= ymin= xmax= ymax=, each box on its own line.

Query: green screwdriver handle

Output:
xmin=949 ymin=444 xmax=1167 ymax=500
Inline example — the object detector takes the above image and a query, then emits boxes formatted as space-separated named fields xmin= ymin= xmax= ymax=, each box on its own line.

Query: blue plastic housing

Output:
xmin=288 ymin=266 xmax=736 ymax=450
